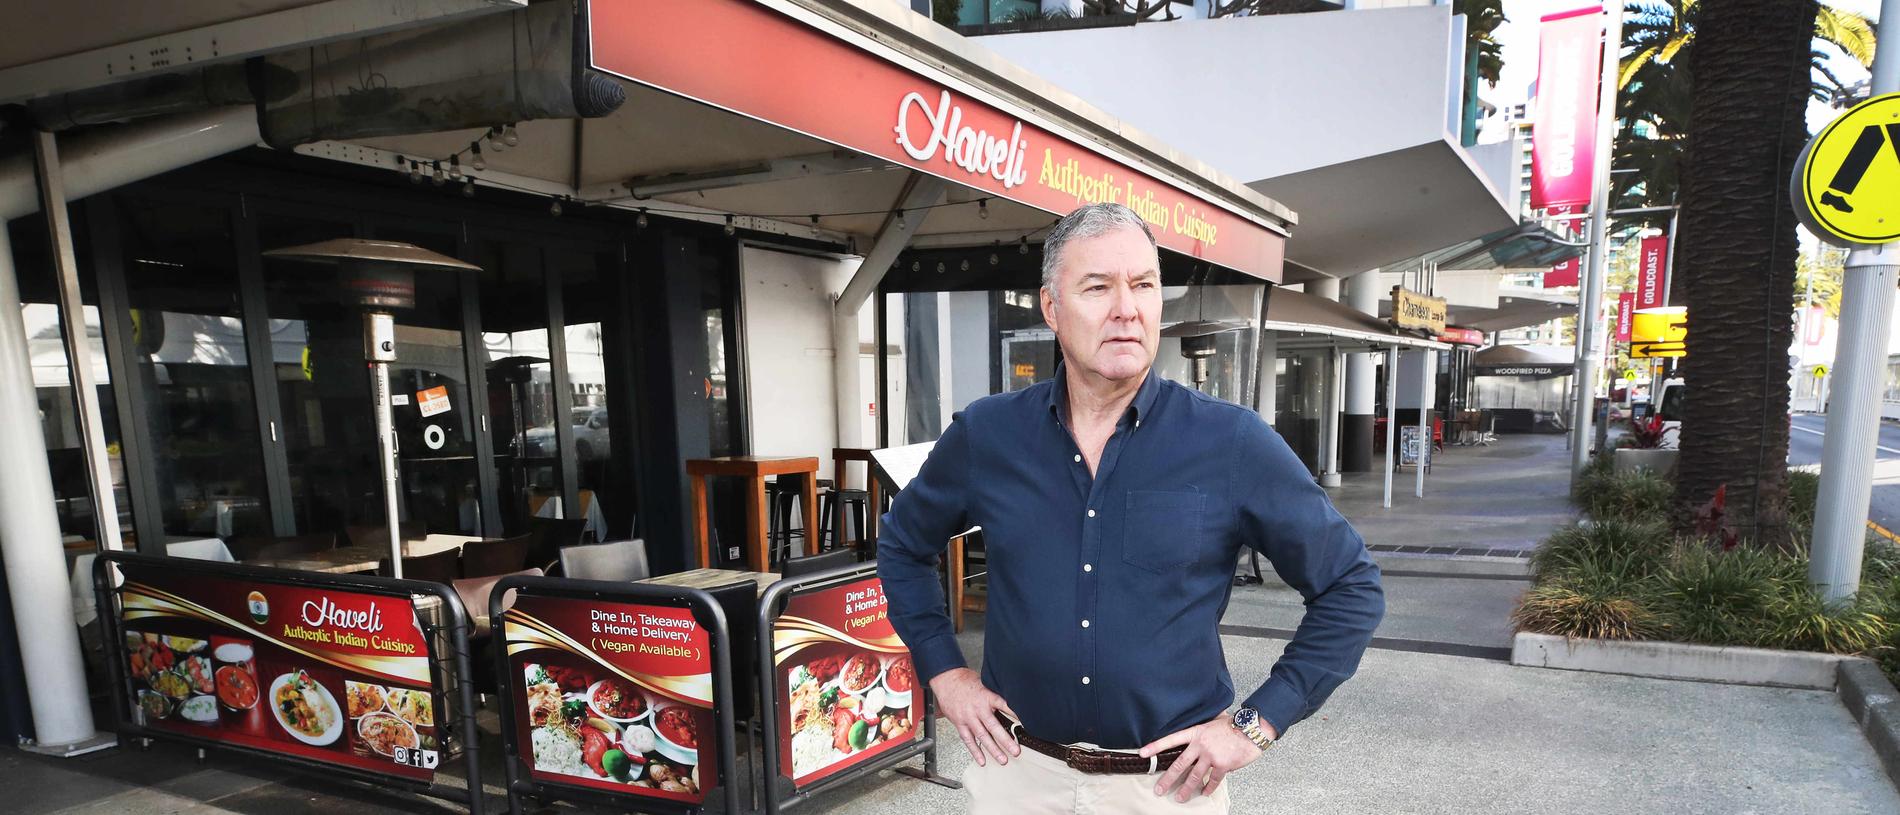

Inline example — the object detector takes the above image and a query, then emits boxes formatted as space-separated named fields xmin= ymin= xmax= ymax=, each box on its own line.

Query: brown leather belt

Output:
xmin=997 ymin=713 xmax=1185 ymax=775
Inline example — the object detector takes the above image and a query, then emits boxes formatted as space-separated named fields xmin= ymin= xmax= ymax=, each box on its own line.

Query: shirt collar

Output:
xmin=1046 ymin=362 xmax=1163 ymax=426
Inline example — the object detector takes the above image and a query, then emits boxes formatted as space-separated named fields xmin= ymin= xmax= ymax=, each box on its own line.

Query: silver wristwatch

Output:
xmin=1230 ymin=707 xmax=1274 ymax=751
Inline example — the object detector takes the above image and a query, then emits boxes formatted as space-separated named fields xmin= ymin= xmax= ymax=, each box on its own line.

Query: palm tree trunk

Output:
xmin=1673 ymin=0 xmax=1816 ymax=546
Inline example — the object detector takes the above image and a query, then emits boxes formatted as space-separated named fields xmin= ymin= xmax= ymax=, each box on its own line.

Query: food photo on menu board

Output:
xmin=773 ymin=576 xmax=920 ymax=786
xmin=115 ymin=564 xmax=440 ymax=780
xmin=503 ymin=596 xmax=717 ymax=803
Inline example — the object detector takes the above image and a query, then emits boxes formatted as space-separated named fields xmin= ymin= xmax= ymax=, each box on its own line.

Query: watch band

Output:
xmin=1231 ymin=708 xmax=1274 ymax=751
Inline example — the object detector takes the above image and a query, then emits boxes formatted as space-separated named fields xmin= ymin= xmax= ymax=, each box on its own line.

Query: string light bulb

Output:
xmin=724 ymin=214 xmax=736 ymax=236
xmin=462 ymin=179 xmax=475 ymax=198
xmin=990 ymin=241 xmax=1000 ymax=266
xmin=636 ymin=208 xmax=649 ymax=229
xmin=407 ymin=160 xmax=421 ymax=184
xmin=1019 ymin=236 xmax=1030 ymax=255
xmin=960 ymin=259 xmax=970 ymax=271
xmin=431 ymin=161 xmax=446 ymax=186
xmin=448 ymin=154 xmax=463 ymax=180
xmin=911 ymin=260 xmax=920 ymax=272
xmin=470 ymin=143 xmax=486 ymax=171
xmin=486 ymin=126 xmax=505 ymax=153
xmin=978 ymin=199 xmax=990 ymax=219
xmin=895 ymin=209 xmax=907 ymax=231
xmin=550 ymin=197 xmax=563 ymax=217
xmin=503 ymin=123 xmax=519 ymax=147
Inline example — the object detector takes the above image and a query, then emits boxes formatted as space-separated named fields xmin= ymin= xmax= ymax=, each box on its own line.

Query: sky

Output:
xmin=1491 ymin=0 xmax=1883 ymax=131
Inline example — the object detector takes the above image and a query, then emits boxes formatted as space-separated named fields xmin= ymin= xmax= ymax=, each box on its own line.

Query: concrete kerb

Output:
xmin=1838 ymin=658 xmax=1900 ymax=789
xmin=1371 ymin=553 xmax=1532 ymax=579
xmin=1510 ymin=632 xmax=1847 ymax=689
xmin=1513 ymin=632 xmax=1900 ymax=790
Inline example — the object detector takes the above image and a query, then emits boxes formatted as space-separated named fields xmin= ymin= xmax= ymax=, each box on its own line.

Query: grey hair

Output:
xmin=1039 ymin=203 xmax=1158 ymax=300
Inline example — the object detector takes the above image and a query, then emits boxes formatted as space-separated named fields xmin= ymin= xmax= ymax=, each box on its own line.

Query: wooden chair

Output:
xmin=947 ymin=528 xmax=986 ymax=633
xmin=461 ymin=533 xmax=536 ymax=579
xmin=227 ymin=533 xmax=336 ymax=561
xmin=381 ymin=547 xmax=461 ymax=583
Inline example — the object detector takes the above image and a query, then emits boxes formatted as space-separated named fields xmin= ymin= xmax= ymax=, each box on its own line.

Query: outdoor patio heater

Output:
xmin=262 ymin=239 xmax=481 ymax=578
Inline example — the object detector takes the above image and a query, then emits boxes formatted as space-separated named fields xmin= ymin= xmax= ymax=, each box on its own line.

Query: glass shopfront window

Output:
xmin=882 ymin=280 xmax=1265 ymax=447
xmin=478 ymin=241 xmax=560 ymax=536
xmin=116 ymin=197 xmax=269 ymax=540
xmin=554 ymin=246 xmax=631 ymax=541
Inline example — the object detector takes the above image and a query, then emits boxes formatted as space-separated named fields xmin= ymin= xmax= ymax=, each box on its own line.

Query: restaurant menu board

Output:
xmin=115 ymin=563 xmax=440 ymax=780
xmin=774 ymin=575 xmax=920 ymax=787
xmin=503 ymin=595 xmax=717 ymax=804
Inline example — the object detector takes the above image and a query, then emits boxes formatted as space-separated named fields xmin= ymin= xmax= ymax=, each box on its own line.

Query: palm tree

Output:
xmin=1671 ymin=0 xmax=1823 ymax=547
xmin=1611 ymin=0 xmax=1874 ymax=228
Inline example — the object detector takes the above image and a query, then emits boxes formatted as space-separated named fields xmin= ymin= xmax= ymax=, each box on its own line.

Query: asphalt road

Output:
xmin=1788 ymin=413 xmax=1900 ymax=537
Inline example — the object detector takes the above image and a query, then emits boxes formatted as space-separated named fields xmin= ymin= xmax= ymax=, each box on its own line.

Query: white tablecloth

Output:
xmin=532 ymin=492 xmax=609 ymax=541
xmin=70 ymin=537 xmax=234 ymax=627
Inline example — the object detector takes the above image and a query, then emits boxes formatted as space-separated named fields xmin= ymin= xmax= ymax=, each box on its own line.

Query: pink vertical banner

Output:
xmin=1545 ymin=257 xmax=1580 ymax=288
xmin=1635 ymin=235 xmax=1670 ymax=309
xmin=1531 ymin=6 xmax=1603 ymax=211
xmin=1616 ymin=292 xmax=1635 ymax=342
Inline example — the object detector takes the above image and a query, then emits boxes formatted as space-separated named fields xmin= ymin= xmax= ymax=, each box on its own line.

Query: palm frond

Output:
xmin=1814 ymin=5 xmax=1877 ymax=68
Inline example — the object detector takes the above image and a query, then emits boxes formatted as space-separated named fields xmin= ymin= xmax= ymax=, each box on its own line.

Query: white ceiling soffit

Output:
xmin=0 ymin=0 xmax=524 ymax=104
xmin=1250 ymin=140 xmax=1515 ymax=279
xmin=347 ymin=78 xmax=1087 ymax=243
xmin=1398 ymin=289 xmax=1577 ymax=335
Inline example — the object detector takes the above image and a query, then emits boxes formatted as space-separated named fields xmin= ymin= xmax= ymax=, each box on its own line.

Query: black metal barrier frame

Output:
xmin=757 ymin=560 xmax=959 ymax=814
xmin=91 ymin=551 xmax=487 ymax=815
xmin=490 ymin=574 xmax=742 ymax=815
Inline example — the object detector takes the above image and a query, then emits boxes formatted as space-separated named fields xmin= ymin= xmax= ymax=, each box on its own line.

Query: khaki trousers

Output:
xmin=963 ymin=741 xmax=1231 ymax=815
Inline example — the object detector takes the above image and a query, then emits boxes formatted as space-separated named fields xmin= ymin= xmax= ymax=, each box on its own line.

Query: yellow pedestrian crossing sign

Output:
xmin=1814 ymin=365 xmax=1828 ymax=378
xmin=1795 ymin=93 xmax=1900 ymax=247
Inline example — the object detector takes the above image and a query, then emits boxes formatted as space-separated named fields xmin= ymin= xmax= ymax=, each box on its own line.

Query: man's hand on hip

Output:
xmin=927 ymin=667 xmax=1020 ymax=767
xmin=1139 ymin=714 xmax=1273 ymax=802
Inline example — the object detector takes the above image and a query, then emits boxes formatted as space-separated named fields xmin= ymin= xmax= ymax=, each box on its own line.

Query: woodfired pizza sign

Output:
xmin=586 ymin=0 xmax=1284 ymax=281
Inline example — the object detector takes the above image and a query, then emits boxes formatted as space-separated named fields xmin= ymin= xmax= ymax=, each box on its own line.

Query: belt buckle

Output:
xmin=1062 ymin=747 xmax=1092 ymax=774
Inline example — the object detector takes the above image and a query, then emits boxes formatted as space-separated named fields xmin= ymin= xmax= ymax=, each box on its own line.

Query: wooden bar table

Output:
xmin=830 ymin=447 xmax=883 ymax=552
xmin=639 ymin=567 xmax=779 ymax=597
xmin=686 ymin=456 xmax=819 ymax=572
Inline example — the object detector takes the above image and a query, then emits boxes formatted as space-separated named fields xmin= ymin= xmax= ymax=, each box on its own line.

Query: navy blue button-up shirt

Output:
xmin=877 ymin=367 xmax=1384 ymax=748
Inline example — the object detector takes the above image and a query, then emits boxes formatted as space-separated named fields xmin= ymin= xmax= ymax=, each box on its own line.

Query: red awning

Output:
xmin=586 ymin=0 xmax=1289 ymax=282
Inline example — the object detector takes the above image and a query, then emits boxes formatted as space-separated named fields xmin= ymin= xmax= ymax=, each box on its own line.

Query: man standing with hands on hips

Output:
xmin=877 ymin=203 xmax=1384 ymax=813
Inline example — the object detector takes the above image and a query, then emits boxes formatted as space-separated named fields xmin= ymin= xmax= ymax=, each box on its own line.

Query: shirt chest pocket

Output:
xmin=1120 ymin=490 xmax=1207 ymax=574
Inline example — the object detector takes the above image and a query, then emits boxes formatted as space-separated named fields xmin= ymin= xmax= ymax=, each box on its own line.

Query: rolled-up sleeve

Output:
xmin=1231 ymin=418 xmax=1385 ymax=737
xmin=876 ymin=413 xmax=974 ymax=683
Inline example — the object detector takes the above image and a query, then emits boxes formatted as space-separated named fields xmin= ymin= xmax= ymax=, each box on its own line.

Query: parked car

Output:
xmin=1655 ymin=378 xmax=1683 ymax=449
xmin=521 ymin=406 xmax=610 ymax=459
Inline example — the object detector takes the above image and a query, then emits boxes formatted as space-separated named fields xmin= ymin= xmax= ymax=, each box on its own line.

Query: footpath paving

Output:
xmin=8 ymin=434 xmax=1899 ymax=813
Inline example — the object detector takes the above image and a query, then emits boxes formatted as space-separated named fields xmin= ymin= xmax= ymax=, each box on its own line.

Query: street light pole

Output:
xmin=1571 ymin=2 xmax=1624 ymax=482
xmin=1810 ymin=0 xmax=1899 ymax=604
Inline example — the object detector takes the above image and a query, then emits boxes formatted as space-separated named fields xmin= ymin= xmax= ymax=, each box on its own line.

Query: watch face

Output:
xmin=1232 ymin=708 xmax=1257 ymax=729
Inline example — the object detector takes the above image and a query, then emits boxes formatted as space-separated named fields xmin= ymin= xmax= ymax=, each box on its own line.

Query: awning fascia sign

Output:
xmin=586 ymin=0 xmax=1287 ymax=282
xmin=1261 ymin=321 xmax=1451 ymax=352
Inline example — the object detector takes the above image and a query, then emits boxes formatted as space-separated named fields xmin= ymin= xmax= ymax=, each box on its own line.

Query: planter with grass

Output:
xmin=1518 ymin=465 xmax=1900 ymax=687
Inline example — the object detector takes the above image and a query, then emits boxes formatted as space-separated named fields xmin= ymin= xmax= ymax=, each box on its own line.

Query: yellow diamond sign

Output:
xmin=1794 ymin=93 xmax=1900 ymax=247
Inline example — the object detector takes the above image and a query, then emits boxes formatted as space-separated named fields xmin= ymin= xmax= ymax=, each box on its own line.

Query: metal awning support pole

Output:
xmin=1569 ymin=2 xmax=1624 ymax=483
xmin=32 ymin=131 xmax=123 ymax=553
xmin=1416 ymin=349 xmax=1432 ymax=499
xmin=0 ymin=132 xmax=113 ymax=756
xmin=1810 ymin=0 xmax=1900 ymax=605
xmin=1383 ymin=346 xmax=1398 ymax=508
xmin=833 ymin=174 xmax=945 ymax=477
